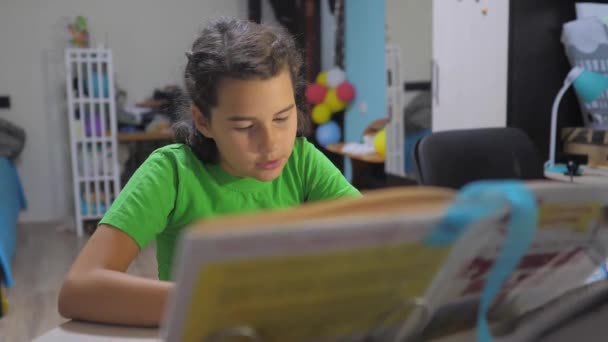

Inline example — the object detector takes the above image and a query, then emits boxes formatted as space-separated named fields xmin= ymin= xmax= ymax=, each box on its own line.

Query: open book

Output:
xmin=162 ymin=181 xmax=608 ymax=342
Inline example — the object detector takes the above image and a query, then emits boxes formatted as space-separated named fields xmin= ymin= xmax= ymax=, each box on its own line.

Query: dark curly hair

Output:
xmin=172 ymin=17 xmax=310 ymax=163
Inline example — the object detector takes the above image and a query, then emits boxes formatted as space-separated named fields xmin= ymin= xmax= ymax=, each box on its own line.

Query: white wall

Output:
xmin=385 ymin=0 xmax=432 ymax=106
xmin=320 ymin=0 xmax=337 ymax=71
xmin=260 ymin=0 xmax=282 ymax=29
xmin=0 ymin=0 xmax=247 ymax=223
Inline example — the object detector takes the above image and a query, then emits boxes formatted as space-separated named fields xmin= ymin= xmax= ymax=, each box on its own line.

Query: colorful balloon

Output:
xmin=373 ymin=129 xmax=386 ymax=157
xmin=316 ymin=121 xmax=341 ymax=146
xmin=324 ymin=89 xmax=346 ymax=112
xmin=305 ymin=83 xmax=328 ymax=104
xmin=326 ymin=67 xmax=346 ymax=87
xmin=312 ymin=104 xmax=332 ymax=124
xmin=316 ymin=71 xmax=328 ymax=86
xmin=336 ymin=81 xmax=356 ymax=103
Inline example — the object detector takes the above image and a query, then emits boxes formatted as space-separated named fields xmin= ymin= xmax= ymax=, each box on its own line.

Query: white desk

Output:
xmin=33 ymin=321 xmax=160 ymax=342
xmin=33 ymin=322 xmax=475 ymax=342
xmin=31 ymin=309 xmax=608 ymax=342
xmin=32 ymin=321 xmax=475 ymax=342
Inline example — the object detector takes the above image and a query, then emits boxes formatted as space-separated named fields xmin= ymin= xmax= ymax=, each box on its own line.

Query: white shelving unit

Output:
xmin=385 ymin=44 xmax=406 ymax=178
xmin=65 ymin=48 xmax=121 ymax=236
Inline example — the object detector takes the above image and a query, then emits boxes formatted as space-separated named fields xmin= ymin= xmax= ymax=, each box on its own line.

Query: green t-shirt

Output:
xmin=100 ymin=137 xmax=360 ymax=280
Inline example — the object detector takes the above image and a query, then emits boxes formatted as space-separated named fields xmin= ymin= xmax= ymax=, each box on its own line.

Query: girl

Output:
xmin=58 ymin=17 xmax=360 ymax=326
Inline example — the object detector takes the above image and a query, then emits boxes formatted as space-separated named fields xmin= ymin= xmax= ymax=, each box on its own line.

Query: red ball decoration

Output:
xmin=336 ymin=81 xmax=356 ymax=103
xmin=305 ymin=83 xmax=328 ymax=104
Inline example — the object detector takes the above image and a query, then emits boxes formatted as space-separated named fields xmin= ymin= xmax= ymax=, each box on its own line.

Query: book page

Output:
xmin=418 ymin=182 xmax=608 ymax=339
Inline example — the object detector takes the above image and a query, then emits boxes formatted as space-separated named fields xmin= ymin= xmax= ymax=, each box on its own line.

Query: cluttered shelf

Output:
xmin=117 ymin=131 xmax=174 ymax=142
xmin=114 ymin=86 xmax=181 ymax=186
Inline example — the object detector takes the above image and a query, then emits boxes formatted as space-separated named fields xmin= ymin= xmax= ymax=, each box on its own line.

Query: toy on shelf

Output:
xmin=91 ymin=72 xmax=110 ymax=98
xmin=77 ymin=144 xmax=114 ymax=177
xmin=305 ymin=67 xmax=356 ymax=146
xmin=80 ymin=190 xmax=109 ymax=217
xmin=71 ymin=73 xmax=110 ymax=100
xmin=84 ymin=112 xmax=104 ymax=137
xmin=68 ymin=16 xmax=89 ymax=48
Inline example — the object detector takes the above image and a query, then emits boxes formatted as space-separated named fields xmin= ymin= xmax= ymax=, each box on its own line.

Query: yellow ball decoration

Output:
xmin=373 ymin=129 xmax=386 ymax=157
xmin=323 ymin=89 xmax=346 ymax=112
xmin=316 ymin=71 xmax=328 ymax=86
xmin=311 ymin=104 xmax=332 ymax=124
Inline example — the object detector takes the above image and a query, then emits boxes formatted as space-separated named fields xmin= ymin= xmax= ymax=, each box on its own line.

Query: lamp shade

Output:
xmin=572 ymin=69 xmax=608 ymax=103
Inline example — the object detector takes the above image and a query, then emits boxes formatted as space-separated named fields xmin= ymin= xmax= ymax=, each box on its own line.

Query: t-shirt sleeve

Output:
xmin=300 ymin=138 xmax=361 ymax=201
xmin=99 ymin=150 xmax=177 ymax=249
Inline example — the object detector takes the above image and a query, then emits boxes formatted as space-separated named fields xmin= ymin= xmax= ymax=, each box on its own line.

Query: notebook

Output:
xmin=162 ymin=181 xmax=608 ymax=342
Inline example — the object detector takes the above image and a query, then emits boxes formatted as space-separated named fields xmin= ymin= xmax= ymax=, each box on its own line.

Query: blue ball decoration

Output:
xmin=316 ymin=121 xmax=341 ymax=146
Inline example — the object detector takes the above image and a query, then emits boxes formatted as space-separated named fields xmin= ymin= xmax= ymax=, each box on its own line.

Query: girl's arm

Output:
xmin=58 ymin=225 xmax=172 ymax=327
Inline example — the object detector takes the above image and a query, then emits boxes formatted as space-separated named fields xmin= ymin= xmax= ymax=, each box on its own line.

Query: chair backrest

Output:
xmin=413 ymin=127 xmax=545 ymax=189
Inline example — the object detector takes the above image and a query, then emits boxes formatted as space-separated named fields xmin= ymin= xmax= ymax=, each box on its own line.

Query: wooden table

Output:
xmin=325 ymin=143 xmax=385 ymax=164
xmin=325 ymin=143 xmax=387 ymax=190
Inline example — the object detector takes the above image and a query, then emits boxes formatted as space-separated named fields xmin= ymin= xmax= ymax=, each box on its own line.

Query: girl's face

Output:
xmin=194 ymin=68 xmax=298 ymax=181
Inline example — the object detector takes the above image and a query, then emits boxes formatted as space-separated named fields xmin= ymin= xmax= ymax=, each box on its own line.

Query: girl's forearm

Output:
xmin=58 ymin=269 xmax=173 ymax=327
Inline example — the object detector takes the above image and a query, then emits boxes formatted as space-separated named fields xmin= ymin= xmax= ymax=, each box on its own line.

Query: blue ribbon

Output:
xmin=425 ymin=181 xmax=538 ymax=342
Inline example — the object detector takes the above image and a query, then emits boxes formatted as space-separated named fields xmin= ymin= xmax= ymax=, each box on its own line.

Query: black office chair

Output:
xmin=413 ymin=127 xmax=545 ymax=189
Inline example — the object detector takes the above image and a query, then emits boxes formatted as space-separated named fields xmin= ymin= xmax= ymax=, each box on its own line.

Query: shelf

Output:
xmin=118 ymin=131 xmax=174 ymax=142
xmin=72 ymin=98 xmax=112 ymax=104
xmin=74 ymin=137 xmax=113 ymax=144
xmin=66 ymin=47 xmax=121 ymax=237
xmin=77 ymin=175 xmax=115 ymax=182
xmin=80 ymin=213 xmax=105 ymax=220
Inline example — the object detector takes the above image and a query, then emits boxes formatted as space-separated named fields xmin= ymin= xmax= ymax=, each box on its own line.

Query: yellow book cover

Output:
xmin=162 ymin=182 xmax=608 ymax=342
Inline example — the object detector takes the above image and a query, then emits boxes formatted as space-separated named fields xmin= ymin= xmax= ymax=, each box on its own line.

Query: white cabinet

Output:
xmin=431 ymin=0 xmax=510 ymax=131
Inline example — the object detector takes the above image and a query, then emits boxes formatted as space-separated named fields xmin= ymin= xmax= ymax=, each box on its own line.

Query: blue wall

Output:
xmin=344 ymin=0 xmax=386 ymax=180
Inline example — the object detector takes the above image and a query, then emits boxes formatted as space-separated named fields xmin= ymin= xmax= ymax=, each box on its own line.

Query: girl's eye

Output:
xmin=274 ymin=116 xmax=289 ymax=122
xmin=235 ymin=125 xmax=253 ymax=131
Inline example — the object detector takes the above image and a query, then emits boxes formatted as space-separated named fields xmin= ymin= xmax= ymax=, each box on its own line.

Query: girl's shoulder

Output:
xmin=140 ymin=143 xmax=204 ymax=174
xmin=286 ymin=137 xmax=324 ymax=173
xmin=148 ymin=143 xmax=198 ymax=162
xmin=292 ymin=137 xmax=315 ymax=156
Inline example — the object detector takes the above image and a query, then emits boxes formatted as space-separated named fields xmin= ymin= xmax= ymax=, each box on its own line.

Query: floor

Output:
xmin=0 ymin=222 xmax=157 ymax=342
